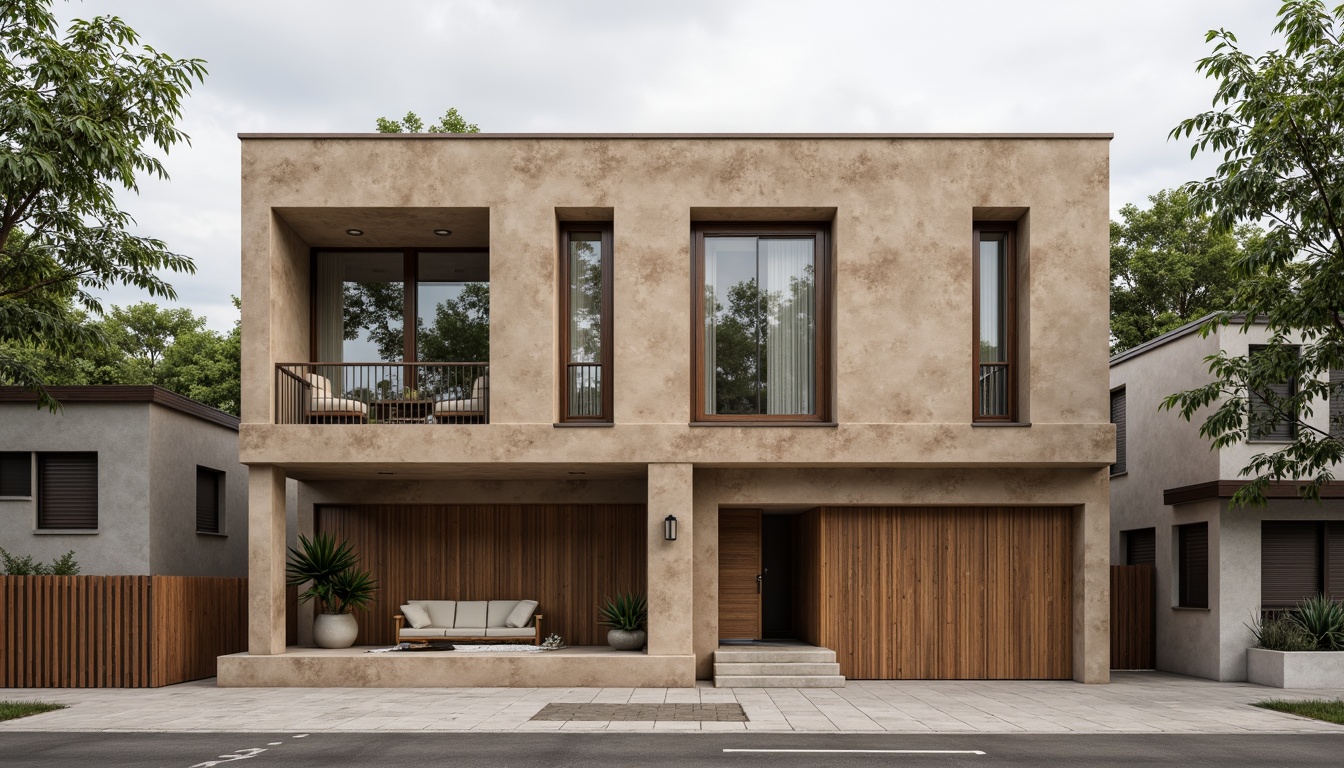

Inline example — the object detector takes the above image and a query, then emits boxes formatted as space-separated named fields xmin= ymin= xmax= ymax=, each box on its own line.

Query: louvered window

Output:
xmin=196 ymin=466 xmax=224 ymax=534
xmin=1248 ymin=345 xmax=1298 ymax=442
xmin=1328 ymin=523 xmax=1344 ymax=600
xmin=36 ymin=453 xmax=97 ymax=530
xmin=1261 ymin=521 xmax=1344 ymax=607
xmin=1111 ymin=387 xmax=1127 ymax=475
xmin=1330 ymin=368 xmax=1344 ymax=441
xmin=1125 ymin=527 xmax=1155 ymax=566
xmin=1178 ymin=522 xmax=1208 ymax=608
xmin=0 ymin=452 xmax=31 ymax=497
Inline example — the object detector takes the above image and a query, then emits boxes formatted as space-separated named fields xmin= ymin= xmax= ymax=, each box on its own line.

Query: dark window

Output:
xmin=1262 ymin=521 xmax=1344 ymax=607
xmin=559 ymin=224 xmax=613 ymax=422
xmin=973 ymin=222 xmax=1017 ymax=421
xmin=1330 ymin=368 xmax=1344 ymax=441
xmin=1178 ymin=522 xmax=1209 ymax=608
xmin=0 ymin=452 xmax=31 ymax=497
xmin=37 ymin=453 xmax=97 ymax=530
xmin=1125 ymin=527 xmax=1155 ymax=566
xmin=196 ymin=466 xmax=224 ymax=534
xmin=693 ymin=223 xmax=829 ymax=422
xmin=1248 ymin=344 xmax=1298 ymax=442
xmin=1111 ymin=387 xmax=1127 ymax=475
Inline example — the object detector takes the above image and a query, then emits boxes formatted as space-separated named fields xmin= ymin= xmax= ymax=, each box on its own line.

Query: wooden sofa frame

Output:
xmin=394 ymin=612 xmax=544 ymax=646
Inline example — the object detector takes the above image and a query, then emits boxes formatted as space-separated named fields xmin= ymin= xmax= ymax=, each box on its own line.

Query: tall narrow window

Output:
xmin=1248 ymin=344 xmax=1299 ymax=441
xmin=1177 ymin=522 xmax=1209 ymax=608
xmin=559 ymin=224 xmax=612 ymax=422
xmin=973 ymin=222 xmax=1016 ymax=421
xmin=1110 ymin=387 xmax=1127 ymax=475
xmin=196 ymin=466 xmax=224 ymax=535
xmin=37 ymin=452 xmax=97 ymax=530
xmin=694 ymin=223 xmax=828 ymax=421
xmin=1124 ymin=527 xmax=1155 ymax=566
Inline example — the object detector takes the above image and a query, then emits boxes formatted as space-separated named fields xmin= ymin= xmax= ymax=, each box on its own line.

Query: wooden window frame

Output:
xmin=972 ymin=222 xmax=1018 ymax=422
xmin=196 ymin=465 xmax=225 ymax=535
xmin=691 ymin=222 xmax=831 ymax=423
xmin=558 ymin=223 xmax=614 ymax=423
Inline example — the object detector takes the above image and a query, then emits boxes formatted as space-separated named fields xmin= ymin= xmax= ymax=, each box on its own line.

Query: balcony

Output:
xmin=276 ymin=362 xmax=489 ymax=425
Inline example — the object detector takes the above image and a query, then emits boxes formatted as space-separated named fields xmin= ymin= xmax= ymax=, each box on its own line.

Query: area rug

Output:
xmin=451 ymin=644 xmax=544 ymax=653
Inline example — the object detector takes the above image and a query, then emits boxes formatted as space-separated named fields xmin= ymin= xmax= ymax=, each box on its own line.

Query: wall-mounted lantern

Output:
xmin=663 ymin=515 xmax=678 ymax=541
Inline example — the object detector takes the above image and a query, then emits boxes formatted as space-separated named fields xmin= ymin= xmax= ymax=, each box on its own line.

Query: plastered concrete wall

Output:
xmin=147 ymin=405 xmax=249 ymax=577
xmin=0 ymin=402 xmax=151 ymax=574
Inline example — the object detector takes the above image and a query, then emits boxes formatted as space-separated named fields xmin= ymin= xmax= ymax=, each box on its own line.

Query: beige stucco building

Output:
xmin=1110 ymin=317 xmax=1344 ymax=681
xmin=227 ymin=133 xmax=1115 ymax=688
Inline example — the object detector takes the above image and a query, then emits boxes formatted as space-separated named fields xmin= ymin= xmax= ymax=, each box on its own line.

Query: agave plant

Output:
xmin=285 ymin=533 xmax=378 ymax=615
xmin=597 ymin=593 xmax=647 ymax=631
xmin=1291 ymin=594 xmax=1344 ymax=651
xmin=1246 ymin=610 xmax=1314 ymax=652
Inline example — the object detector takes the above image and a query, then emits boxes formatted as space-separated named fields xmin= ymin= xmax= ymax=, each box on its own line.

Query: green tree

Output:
xmin=417 ymin=283 xmax=490 ymax=364
xmin=158 ymin=297 xmax=241 ymax=415
xmin=375 ymin=108 xmax=479 ymax=134
xmin=1110 ymin=188 xmax=1258 ymax=354
xmin=96 ymin=302 xmax=204 ymax=383
xmin=0 ymin=1 xmax=207 ymax=407
xmin=1162 ymin=0 xmax=1344 ymax=507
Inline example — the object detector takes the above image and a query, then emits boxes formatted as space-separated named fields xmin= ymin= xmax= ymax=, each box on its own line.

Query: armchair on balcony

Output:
xmin=432 ymin=374 xmax=488 ymax=422
xmin=304 ymin=373 xmax=369 ymax=424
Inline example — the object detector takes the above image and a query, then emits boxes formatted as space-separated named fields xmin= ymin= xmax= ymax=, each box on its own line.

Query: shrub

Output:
xmin=0 ymin=548 xmax=80 ymax=576
xmin=1248 ymin=610 xmax=1315 ymax=651
xmin=1291 ymin=594 xmax=1344 ymax=652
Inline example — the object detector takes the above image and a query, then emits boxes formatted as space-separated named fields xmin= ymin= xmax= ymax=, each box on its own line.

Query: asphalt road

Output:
xmin=2 ymin=732 xmax=1344 ymax=767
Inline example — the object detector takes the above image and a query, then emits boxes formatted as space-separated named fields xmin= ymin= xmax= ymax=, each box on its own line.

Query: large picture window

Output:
xmin=973 ymin=222 xmax=1017 ymax=421
xmin=559 ymin=224 xmax=613 ymax=422
xmin=693 ymin=223 xmax=829 ymax=422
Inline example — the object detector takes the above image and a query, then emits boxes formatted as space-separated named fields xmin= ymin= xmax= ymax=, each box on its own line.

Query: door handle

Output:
xmin=756 ymin=574 xmax=762 ymax=594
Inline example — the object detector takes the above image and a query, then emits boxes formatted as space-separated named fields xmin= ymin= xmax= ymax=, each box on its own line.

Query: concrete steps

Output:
xmin=713 ymin=646 xmax=845 ymax=688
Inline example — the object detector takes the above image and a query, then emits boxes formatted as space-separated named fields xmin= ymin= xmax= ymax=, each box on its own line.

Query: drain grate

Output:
xmin=531 ymin=703 xmax=747 ymax=722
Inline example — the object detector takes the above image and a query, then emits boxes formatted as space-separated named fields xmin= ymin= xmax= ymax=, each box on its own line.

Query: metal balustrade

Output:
xmin=275 ymin=362 xmax=489 ymax=425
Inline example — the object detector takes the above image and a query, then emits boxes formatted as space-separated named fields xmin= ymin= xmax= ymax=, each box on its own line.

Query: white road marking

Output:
xmin=293 ymin=734 xmax=308 ymax=738
xmin=188 ymin=747 xmax=268 ymax=767
xmin=267 ymin=742 xmax=282 ymax=746
xmin=723 ymin=749 xmax=986 ymax=755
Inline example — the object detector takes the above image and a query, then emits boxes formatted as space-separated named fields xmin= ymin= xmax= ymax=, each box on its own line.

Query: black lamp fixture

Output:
xmin=663 ymin=515 xmax=678 ymax=541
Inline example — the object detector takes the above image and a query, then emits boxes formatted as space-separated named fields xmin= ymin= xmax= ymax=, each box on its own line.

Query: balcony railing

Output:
xmin=275 ymin=362 xmax=489 ymax=425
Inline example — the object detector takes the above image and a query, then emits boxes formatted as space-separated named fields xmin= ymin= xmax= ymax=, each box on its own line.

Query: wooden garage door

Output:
xmin=802 ymin=506 xmax=1073 ymax=680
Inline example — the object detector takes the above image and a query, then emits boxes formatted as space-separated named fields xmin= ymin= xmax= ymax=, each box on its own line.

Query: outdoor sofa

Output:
xmin=395 ymin=599 xmax=542 ymax=645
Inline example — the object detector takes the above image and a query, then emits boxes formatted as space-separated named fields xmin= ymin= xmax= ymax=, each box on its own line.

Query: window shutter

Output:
xmin=1178 ymin=523 xmax=1209 ymax=608
xmin=1110 ymin=388 xmax=1127 ymax=475
xmin=1249 ymin=345 xmax=1298 ymax=441
xmin=0 ymin=452 xmax=31 ymax=497
xmin=1330 ymin=369 xmax=1344 ymax=441
xmin=1261 ymin=521 xmax=1321 ymax=608
xmin=196 ymin=467 xmax=222 ymax=534
xmin=37 ymin=453 xmax=97 ymax=530
xmin=1125 ymin=527 xmax=1155 ymax=566
xmin=1328 ymin=522 xmax=1344 ymax=601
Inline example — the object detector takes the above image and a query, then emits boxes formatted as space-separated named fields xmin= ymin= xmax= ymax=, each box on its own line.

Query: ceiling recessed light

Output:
xmin=346 ymin=228 xmax=364 ymax=236
xmin=433 ymin=229 xmax=452 ymax=237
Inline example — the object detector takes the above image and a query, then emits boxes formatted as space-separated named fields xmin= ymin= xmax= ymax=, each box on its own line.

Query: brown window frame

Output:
xmin=972 ymin=221 xmax=1018 ymax=422
xmin=558 ymin=223 xmax=614 ymax=423
xmin=691 ymin=222 xmax=831 ymax=423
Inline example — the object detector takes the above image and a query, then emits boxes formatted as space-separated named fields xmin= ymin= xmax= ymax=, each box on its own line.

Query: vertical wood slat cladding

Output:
xmin=718 ymin=509 xmax=762 ymax=640
xmin=793 ymin=508 xmax=823 ymax=646
xmin=1110 ymin=564 xmax=1155 ymax=670
xmin=315 ymin=504 xmax=646 ymax=646
xmin=0 ymin=576 xmax=244 ymax=687
xmin=811 ymin=506 xmax=1073 ymax=680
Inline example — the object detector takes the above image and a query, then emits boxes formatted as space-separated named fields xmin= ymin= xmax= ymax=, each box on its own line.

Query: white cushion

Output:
xmin=398 ymin=628 xmax=447 ymax=638
xmin=442 ymin=628 xmax=486 ymax=638
xmin=486 ymin=627 xmax=537 ymax=638
xmin=400 ymin=604 xmax=432 ymax=629
xmin=309 ymin=396 xmax=369 ymax=414
xmin=306 ymin=373 xmax=332 ymax=394
xmin=454 ymin=601 xmax=488 ymax=629
xmin=486 ymin=600 xmax=518 ymax=628
xmin=412 ymin=600 xmax=456 ymax=628
xmin=432 ymin=397 xmax=484 ymax=414
xmin=505 ymin=600 xmax=538 ymax=628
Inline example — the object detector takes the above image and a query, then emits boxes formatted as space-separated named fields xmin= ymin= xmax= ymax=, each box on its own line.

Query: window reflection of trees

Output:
xmin=707 ymin=264 xmax=815 ymax=415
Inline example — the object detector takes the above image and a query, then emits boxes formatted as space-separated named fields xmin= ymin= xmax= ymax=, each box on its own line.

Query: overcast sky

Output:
xmin=61 ymin=0 xmax=1281 ymax=332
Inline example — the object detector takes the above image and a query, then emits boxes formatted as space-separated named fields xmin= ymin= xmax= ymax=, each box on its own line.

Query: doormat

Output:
xmin=531 ymin=703 xmax=747 ymax=722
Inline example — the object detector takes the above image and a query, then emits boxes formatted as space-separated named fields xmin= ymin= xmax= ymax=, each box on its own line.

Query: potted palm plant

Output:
xmin=598 ymin=593 xmax=647 ymax=651
xmin=286 ymin=533 xmax=378 ymax=649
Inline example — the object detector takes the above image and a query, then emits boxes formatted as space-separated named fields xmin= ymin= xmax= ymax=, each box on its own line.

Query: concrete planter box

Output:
xmin=1247 ymin=648 xmax=1344 ymax=688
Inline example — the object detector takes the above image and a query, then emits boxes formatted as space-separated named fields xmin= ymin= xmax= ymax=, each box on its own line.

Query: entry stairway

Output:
xmin=713 ymin=645 xmax=846 ymax=688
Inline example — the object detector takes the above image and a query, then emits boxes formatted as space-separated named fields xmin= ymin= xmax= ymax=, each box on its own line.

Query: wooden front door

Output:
xmin=718 ymin=508 xmax=762 ymax=640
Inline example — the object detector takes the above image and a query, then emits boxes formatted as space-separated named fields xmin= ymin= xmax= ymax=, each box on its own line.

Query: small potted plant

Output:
xmin=286 ymin=533 xmax=378 ymax=649
xmin=598 ymin=593 xmax=647 ymax=651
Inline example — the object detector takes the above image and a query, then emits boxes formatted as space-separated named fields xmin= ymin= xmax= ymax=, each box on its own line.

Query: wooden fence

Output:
xmin=0 ymin=575 xmax=246 ymax=688
xmin=1110 ymin=564 xmax=1155 ymax=670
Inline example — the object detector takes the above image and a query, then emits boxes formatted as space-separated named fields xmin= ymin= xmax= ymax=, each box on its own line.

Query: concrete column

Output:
xmin=248 ymin=464 xmax=288 ymax=655
xmin=647 ymin=463 xmax=694 ymax=657
xmin=1073 ymin=468 xmax=1111 ymax=683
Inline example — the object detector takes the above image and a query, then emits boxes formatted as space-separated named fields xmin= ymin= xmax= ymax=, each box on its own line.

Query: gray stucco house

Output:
xmin=0 ymin=386 xmax=248 ymax=577
xmin=1109 ymin=317 xmax=1344 ymax=681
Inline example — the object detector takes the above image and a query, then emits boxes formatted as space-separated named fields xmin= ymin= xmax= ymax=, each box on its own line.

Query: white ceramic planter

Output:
xmin=1247 ymin=648 xmax=1344 ymax=688
xmin=607 ymin=629 xmax=646 ymax=651
xmin=313 ymin=612 xmax=359 ymax=649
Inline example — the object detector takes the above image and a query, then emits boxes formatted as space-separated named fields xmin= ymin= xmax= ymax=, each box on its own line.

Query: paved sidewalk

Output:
xmin=2 ymin=672 xmax=1342 ymax=734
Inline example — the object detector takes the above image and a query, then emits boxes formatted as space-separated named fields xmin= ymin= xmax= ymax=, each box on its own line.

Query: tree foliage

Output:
xmin=1161 ymin=0 xmax=1344 ymax=507
xmin=0 ymin=1 xmax=207 ymax=408
xmin=1110 ymin=188 xmax=1258 ymax=354
xmin=375 ymin=108 xmax=479 ymax=134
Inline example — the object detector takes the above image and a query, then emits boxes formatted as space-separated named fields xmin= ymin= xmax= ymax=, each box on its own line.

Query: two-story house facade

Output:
xmin=227 ymin=133 xmax=1114 ymax=688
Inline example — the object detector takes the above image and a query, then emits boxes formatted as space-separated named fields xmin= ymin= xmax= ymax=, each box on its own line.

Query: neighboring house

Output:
xmin=0 ymin=386 xmax=248 ymax=577
xmin=232 ymin=132 xmax=1114 ymax=688
xmin=1109 ymin=317 xmax=1344 ymax=682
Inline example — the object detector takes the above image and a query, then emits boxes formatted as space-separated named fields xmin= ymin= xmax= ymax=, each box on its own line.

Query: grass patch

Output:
xmin=1255 ymin=698 xmax=1344 ymax=725
xmin=0 ymin=701 xmax=66 ymax=722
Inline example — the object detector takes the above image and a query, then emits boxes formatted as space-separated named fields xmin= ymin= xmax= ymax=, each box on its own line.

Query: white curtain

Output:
xmin=313 ymin=254 xmax=344 ymax=389
xmin=703 ymin=242 xmax=719 ymax=412
xmin=761 ymin=239 xmax=814 ymax=415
